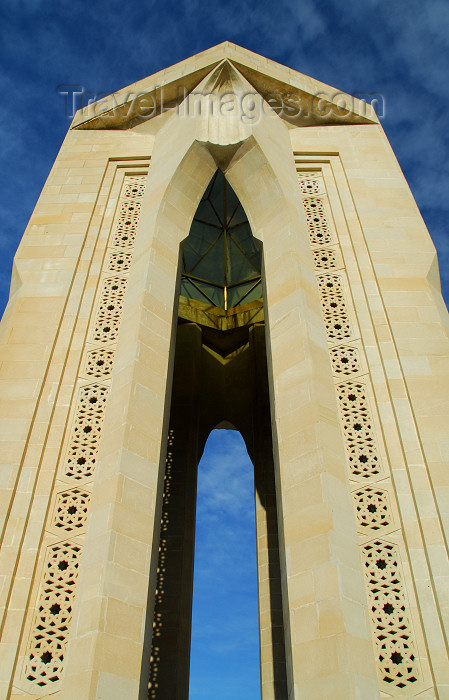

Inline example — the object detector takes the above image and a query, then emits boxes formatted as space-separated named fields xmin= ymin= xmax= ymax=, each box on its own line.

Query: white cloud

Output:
xmin=190 ymin=429 xmax=260 ymax=696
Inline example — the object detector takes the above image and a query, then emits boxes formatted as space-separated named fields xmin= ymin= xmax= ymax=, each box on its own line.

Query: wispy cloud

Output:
xmin=190 ymin=430 xmax=260 ymax=699
xmin=0 ymin=0 xmax=447 ymax=316
xmin=1 ymin=6 xmax=448 ymax=695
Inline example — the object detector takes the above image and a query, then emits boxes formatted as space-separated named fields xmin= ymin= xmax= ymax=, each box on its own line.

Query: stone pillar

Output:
xmin=249 ymin=324 xmax=288 ymax=700
xmin=149 ymin=323 xmax=202 ymax=699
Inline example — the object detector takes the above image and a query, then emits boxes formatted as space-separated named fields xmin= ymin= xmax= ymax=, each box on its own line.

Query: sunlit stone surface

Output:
xmin=1 ymin=42 xmax=449 ymax=700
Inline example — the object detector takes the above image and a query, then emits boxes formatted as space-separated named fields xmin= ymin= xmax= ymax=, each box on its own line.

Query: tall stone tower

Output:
xmin=1 ymin=43 xmax=449 ymax=700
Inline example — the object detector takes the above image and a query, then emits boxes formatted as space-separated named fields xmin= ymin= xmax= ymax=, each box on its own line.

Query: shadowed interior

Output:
xmin=147 ymin=172 xmax=288 ymax=699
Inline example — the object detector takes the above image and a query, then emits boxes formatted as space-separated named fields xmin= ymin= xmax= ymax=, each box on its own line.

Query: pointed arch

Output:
xmin=63 ymin=90 xmax=379 ymax=700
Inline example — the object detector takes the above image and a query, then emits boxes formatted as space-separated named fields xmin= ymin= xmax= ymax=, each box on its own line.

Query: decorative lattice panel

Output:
xmin=106 ymin=250 xmax=133 ymax=273
xmin=330 ymin=344 xmax=360 ymax=376
xmin=312 ymin=248 xmax=337 ymax=270
xmin=303 ymin=197 xmax=331 ymax=245
xmin=84 ymin=347 xmax=115 ymax=379
xmin=92 ymin=277 xmax=128 ymax=343
xmin=64 ymin=384 xmax=108 ymax=480
xmin=297 ymin=168 xmax=424 ymax=696
xmin=123 ymin=177 xmax=146 ymax=200
xmin=297 ymin=175 xmax=322 ymax=195
xmin=363 ymin=540 xmax=420 ymax=689
xmin=317 ymin=275 xmax=352 ymax=341
xmin=337 ymin=381 xmax=381 ymax=479
xmin=53 ymin=488 xmax=91 ymax=533
xmin=24 ymin=541 xmax=81 ymax=688
xmin=19 ymin=171 xmax=149 ymax=694
xmin=112 ymin=199 xmax=142 ymax=249
xmin=354 ymin=486 xmax=392 ymax=532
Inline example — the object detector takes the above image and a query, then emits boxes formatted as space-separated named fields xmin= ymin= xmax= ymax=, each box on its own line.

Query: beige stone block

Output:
xmin=292 ymin=604 xmax=319 ymax=644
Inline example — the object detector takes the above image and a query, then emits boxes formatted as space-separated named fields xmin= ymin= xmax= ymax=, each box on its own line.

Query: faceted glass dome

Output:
xmin=180 ymin=170 xmax=262 ymax=310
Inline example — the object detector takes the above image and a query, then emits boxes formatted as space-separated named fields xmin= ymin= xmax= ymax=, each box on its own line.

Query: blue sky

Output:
xmin=1 ymin=2 xmax=448 ymax=696
xmin=190 ymin=431 xmax=260 ymax=699
xmin=0 ymin=0 xmax=448 ymax=313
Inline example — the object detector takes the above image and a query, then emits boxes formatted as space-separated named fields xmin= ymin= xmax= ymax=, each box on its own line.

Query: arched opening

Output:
xmin=189 ymin=429 xmax=260 ymax=699
xmin=148 ymin=170 xmax=287 ymax=700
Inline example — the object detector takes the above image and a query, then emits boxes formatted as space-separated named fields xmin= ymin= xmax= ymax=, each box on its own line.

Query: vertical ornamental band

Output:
xmin=18 ymin=174 xmax=148 ymax=693
xmin=297 ymin=171 xmax=423 ymax=695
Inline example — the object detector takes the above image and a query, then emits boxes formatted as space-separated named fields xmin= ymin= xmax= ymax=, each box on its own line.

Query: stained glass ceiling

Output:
xmin=180 ymin=170 xmax=262 ymax=311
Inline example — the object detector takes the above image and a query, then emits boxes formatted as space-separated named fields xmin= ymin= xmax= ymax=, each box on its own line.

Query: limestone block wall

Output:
xmin=0 ymin=124 xmax=152 ymax=698
xmin=0 ymin=80 xmax=448 ymax=700
xmin=291 ymin=125 xmax=449 ymax=696
xmin=58 ymin=111 xmax=381 ymax=699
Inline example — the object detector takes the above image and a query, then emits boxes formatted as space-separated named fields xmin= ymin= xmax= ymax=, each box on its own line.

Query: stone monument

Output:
xmin=1 ymin=42 xmax=449 ymax=699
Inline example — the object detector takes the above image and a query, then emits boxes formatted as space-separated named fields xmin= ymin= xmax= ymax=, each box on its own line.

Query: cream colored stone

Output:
xmin=0 ymin=42 xmax=448 ymax=700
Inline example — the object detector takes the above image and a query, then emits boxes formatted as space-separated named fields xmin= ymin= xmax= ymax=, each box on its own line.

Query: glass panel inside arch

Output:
xmin=180 ymin=169 xmax=262 ymax=311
